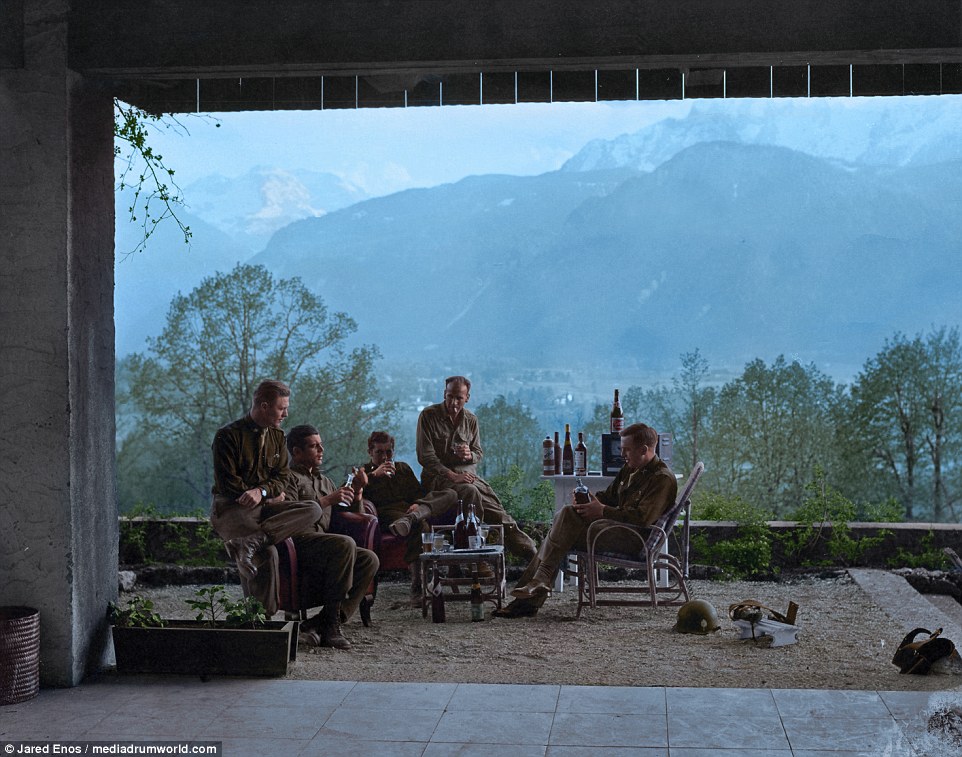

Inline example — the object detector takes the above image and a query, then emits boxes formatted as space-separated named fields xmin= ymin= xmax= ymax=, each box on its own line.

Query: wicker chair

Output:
xmin=574 ymin=461 xmax=704 ymax=617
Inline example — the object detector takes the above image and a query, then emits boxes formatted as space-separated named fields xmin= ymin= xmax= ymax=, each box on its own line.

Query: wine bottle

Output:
xmin=453 ymin=499 xmax=468 ymax=549
xmin=465 ymin=501 xmax=482 ymax=549
xmin=574 ymin=477 xmax=590 ymax=504
xmin=470 ymin=566 xmax=484 ymax=622
xmin=574 ymin=431 xmax=588 ymax=476
xmin=542 ymin=435 xmax=555 ymax=476
xmin=610 ymin=389 xmax=624 ymax=434
xmin=562 ymin=423 xmax=574 ymax=475
xmin=553 ymin=431 xmax=562 ymax=475
xmin=431 ymin=566 xmax=446 ymax=623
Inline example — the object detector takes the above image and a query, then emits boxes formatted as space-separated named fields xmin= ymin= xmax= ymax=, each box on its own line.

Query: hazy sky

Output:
xmin=146 ymin=100 xmax=693 ymax=196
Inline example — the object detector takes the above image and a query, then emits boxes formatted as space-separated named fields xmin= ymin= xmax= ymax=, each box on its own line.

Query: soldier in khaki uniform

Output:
xmin=362 ymin=430 xmax=472 ymax=592
xmin=209 ymin=380 xmax=322 ymax=584
xmin=416 ymin=375 xmax=537 ymax=563
xmin=283 ymin=424 xmax=378 ymax=649
xmin=495 ymin=423 xmax=678 ymax=618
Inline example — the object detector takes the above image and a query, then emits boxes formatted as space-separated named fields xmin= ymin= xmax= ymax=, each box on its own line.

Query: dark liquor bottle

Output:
xmin=470 ymin=566 xmax=484 ymax=622
xmin=453 ymin=499 xmax=468 ymax=549
xmin=430 ymin=565 xmax=446 ymax=623
xmin=562 ymin=423 xmax=574 ymax=475
xmin=465 ymin=501 xmax=481 ymax=549
xmin=574 ymin=432 xmax=588 ymax=476
xmin=610 ymin=389 xmax=624 ymax=434
xmin=574 ymin=477 xmax=590 ymax=504
xmin=553 ymin=431 xmax=562 ymax=475
xmin=542 ymin=435 xmax=555 ymax=476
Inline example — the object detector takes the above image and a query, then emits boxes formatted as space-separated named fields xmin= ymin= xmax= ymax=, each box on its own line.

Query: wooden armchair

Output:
xmin=575 ymin=461 xmax=705 ymax=617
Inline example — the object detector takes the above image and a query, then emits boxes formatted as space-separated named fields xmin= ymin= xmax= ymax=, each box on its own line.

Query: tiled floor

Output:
xmin=1 ymin=678 xmax=960 ymax=756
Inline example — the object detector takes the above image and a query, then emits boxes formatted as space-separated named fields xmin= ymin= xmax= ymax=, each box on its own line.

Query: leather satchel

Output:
xmin=892 ymin=627 xmax=956 ymax=674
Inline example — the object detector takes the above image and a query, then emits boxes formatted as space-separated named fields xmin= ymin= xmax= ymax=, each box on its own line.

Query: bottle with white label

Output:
xmin=574 ymin=432 xmax=587 ymax=476
xmin=542 ymin=435 xmax=555 ymax=476
xmin=610 ymin=389 xmax=624 ymax=433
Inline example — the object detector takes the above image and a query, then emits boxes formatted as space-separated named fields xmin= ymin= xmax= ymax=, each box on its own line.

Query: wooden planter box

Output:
xmin=111 ymin=620 xmax=297 ymax=677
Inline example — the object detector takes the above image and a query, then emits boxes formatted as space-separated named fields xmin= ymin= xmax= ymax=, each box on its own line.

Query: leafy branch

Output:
xmin=114 ymin=100 xmax=198 ymax=257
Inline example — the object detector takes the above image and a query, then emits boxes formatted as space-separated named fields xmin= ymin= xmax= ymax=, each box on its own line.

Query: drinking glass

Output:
xmin=421 ymin=532 xmax=435 ymax=553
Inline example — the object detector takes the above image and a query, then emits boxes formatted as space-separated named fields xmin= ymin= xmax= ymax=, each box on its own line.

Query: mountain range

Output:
xmin=116 ymin=98 xmax=962 ymax=379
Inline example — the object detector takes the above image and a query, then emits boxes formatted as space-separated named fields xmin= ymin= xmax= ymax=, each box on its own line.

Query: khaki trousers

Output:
xmin=290 ymin=532 xmax=379 ymax=621
xmin=209 ymin=494 xmax=323 ymax=543
xmin=515 ymin=506 xmax=644 ymax=609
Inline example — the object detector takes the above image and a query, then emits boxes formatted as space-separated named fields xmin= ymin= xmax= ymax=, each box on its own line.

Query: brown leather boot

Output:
xmin=225 ymin=533 xmax=269 ymax=581
xmin=318 ymin=604 xmax=352 ymax=650
xmin=389 ymin=505 xmax=431 ymax=537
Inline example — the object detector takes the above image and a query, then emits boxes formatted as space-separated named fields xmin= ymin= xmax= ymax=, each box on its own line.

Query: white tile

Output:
xmin=547 ymin=747 xmax=667 ymax=756
xmin=425 ymin=744 xmax=546 ymax=757
xmin=447 ymin=683 xmax=559 ymax=712
xmin=196 ymin=704 xmax=333 ymax=740
xmin=669 ymin=750 xmax=792 ymax=757
xmin=202 ymin=738 xmax=311 ymax=757
xmin=341 ymin=681 xmax=457 ymax=710
xmin=321 ymin=707 xmax=443 ymax=742
xmin=557 ymin=685 xmax=666 ymax=714
xmin=666 ymin=686 xmax=777 ymax=716
xmin=432 ymin=710 xmax=553 ymax=745
xmin=668 ymin=711 xmax=789 ymax=751
xmin=781 ymin=716 xmax=910 ymax=754
xmin=879 ymin=689 xmax=962 ymax=721
xmin=771 ymin=688 xmax=889 ymax=719
xmin=550 ymin=712 xmax=668 ymax=748
xmin=300 ymin=734 xmax=429 ymax=756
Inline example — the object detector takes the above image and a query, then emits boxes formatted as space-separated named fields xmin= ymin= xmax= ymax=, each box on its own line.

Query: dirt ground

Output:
xmin=136 ymin=571 xmax=961 ymax=691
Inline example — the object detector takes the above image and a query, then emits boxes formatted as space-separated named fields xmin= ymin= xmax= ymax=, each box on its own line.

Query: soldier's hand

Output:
xmin=353 ymin=466 xmax=369 ymax=488
xmin=572 ymin=495 xmax=605 ymax=521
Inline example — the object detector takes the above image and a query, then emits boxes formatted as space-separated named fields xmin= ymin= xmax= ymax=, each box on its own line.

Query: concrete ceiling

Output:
xmin=64 ymin=0 xmax=962 ymax=113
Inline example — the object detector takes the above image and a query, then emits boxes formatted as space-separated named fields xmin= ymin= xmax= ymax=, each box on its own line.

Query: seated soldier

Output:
xmin=209 ymin=379 xmax=324 ymax=611
xmin=283 ymin=424 xmax=379 ymax=649
xmin=494 ymin=423 xmax=677 ymax=618
xmin=416 ymin=375 xmax=538 ymax=563
xmin=362 ymin=431 xmax=474 ymax=590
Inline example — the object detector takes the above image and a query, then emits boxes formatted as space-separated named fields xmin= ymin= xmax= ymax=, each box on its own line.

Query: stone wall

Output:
xmin=121 ymin=517 xmax=962 ymax=572
xmin=1 ymin=1 xmax=118 ymax=686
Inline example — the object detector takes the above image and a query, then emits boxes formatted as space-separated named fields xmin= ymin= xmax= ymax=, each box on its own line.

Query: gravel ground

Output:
xmin=130 ymin=571 xmax=962 ymax=690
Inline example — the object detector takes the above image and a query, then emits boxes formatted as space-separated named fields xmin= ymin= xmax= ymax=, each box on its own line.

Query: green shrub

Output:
xmin=689 ymin=492 xmax=774 ymax=579
xmin=108 ymin=595 xmax=166 ymax=628
xmin=489 ymin=465 xmax=555 ymax=524
xmin=887 ymin=531 xmax=951 ymax=570
xmin=185 ymin=585 xmax=267 ymax=628
xmin=781 ymin=467 xmax=891 ymax=567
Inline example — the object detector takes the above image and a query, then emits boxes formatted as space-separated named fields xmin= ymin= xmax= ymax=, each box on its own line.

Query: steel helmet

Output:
xmin=674 ymin=599 xmax=722 ymax=634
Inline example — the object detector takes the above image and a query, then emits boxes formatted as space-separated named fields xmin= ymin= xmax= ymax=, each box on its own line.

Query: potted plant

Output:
xmin=109 ymin=586 xmax=297 ymax=677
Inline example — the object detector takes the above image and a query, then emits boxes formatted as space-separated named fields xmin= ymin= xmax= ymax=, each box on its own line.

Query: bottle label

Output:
xmin=574 ymin=451 xmax=587 ymax=476
xmin=610 ymin=418 xmax=624 ymax=433
xmin=468 ymin=535 xmax=483 ymax=549
xmin=543 ymin=447 xmax=555 ymax=475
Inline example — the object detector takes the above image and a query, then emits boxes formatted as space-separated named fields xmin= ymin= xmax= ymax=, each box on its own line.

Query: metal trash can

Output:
xmin=0 ymin=606 xmax=40 ymax=705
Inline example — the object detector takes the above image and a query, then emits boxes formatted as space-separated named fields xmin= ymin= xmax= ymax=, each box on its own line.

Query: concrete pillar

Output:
xmin=0 ymin=1 xmax=118 ymax=686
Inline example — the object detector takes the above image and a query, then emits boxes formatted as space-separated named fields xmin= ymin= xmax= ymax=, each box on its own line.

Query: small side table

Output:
xmin=419 ymin=545 xmax=506 ymax=619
